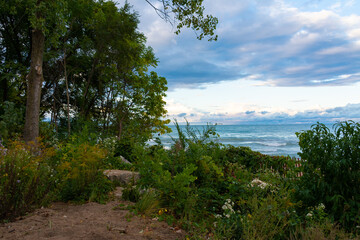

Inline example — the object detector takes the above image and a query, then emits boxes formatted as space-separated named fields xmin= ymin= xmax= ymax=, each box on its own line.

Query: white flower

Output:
xmin=250 ymin=178 xmax=270 ymax=189
xmin=317 ymin=203 xmax=325 ymax=210
xmin=220 ymin=199 xmax=236 ymax=218
xmin=306 ymin=212 xmax=313 ymax=218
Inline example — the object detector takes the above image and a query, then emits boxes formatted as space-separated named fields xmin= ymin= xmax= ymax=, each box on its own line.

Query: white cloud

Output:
xmin=284 ymin=65 xmax=313 ymax=74
xmin=142 ymin=20 xmax=175 ymax=49
xmin=330 ymin=2 xmax=342 ymax=11
xmin=120 ymin=0 xmax=360 ymax=124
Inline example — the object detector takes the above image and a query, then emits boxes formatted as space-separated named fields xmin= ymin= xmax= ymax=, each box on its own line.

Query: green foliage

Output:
xmin=295 ymin=121 xmax=360 ymax=231
xmin=53 ymin=142 xmax=113 ymax=202
xmin=134 ymin=190 xmax=160 ymax=216
xmin=39 ymin=122 xmax=59 ymax=146
xmin=146 ymin=0 xmax=218 ymax=41
xmin=133 ymin=121 xmax=359 ymax=238
xmin=0 ymin=141 xmax=55 ymax=220
xmin=122 ymin=184 xmax=141 ymax=203
xmin=26 ymin=0 xmax=67 ymax=43
xmin=136 ymin=122 xmax=306 ymax=238
xmin=0 ymin=1 xmax=30 ymax=108
xmin=1 ymin=0 xmax=217 ymax=144
xmin=239 ymin=194 xmax=297 ymax=239
xmin=0 ymin=101 xmax=24 ymax=139
xmin=63 ymin=118 xmax=100 ymax=145
xmin=98 ymin=136 xmax=137 ymax=171
xmin=224 ymin=145 xmax=296 ymax=175
xmin=291 ymin=218 xmax=354 ymax=240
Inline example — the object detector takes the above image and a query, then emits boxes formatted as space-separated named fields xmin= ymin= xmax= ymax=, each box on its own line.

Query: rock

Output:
xmin=112 ymin=227 xmax=126 ymax=234
xmin=119 ymin=156 xmax=132 ymax=165
xmin=113 ymin=187 xmax=124 ymax=199
xmin=103 ymin=170 xmax=140 ymax=185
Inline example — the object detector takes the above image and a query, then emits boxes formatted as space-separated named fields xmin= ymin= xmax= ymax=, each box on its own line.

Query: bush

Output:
xmin=135 ymin=121 xmax=306 ymax=237
xmin=0 ymin=141 xmax=55 ymax=220
xmin=295 ymin=121 xmax=360 ymax=231
xmin=54 ymin=142 xmax=113 ymax=203
xmin=224 ymin=145 xmax=295 ymax=175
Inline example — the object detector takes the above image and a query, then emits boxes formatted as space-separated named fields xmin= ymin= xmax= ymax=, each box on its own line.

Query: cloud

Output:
xmin=177 ymin=113 xmax=187 ymax=117
xmin=127 ymin=0 xmax=360 ymax=89
xmin=245 ymin=111 xmax=255 ymax=115
xmin=167 ymin=101 xmax=360 ymax=125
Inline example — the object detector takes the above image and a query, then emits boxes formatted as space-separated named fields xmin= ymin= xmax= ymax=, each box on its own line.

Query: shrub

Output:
xmin=0 ymin=141 xmax=55 ymax=219
xmin=134 ymin=190 xmax=160 ymax=216
xmin=54 ymin=142 xmax=113 ymax=202
xmin=295 ymin=121 xmax=360 ymax=231
xmin=291 ymin=219 xmax=354 ymax=240
xmin=223 ymin=145 xmax=295 ymax=175
xmin=136 ymin=121 xmax=306 ymax=238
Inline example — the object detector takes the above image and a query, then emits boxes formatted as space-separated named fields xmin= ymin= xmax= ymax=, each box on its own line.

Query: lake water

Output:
xmin=154 ymin=124 xmax=323 ymax=157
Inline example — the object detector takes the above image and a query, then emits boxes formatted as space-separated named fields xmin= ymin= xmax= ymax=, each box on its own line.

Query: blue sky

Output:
xmin=125 ymin=0 xmax=360 ymax=124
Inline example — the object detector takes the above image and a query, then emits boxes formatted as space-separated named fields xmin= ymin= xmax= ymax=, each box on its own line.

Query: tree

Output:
xmin=0 ymin=1 xmax=29 ymax=106
xmin=38 ymin=1 xmax=170 ymax=141
xmin=23 ymin=0 xmax=67 ymax=142
xmin=1 ymin=0 xmax=218 ymax=142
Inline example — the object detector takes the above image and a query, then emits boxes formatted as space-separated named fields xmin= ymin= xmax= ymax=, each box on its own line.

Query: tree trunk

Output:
xmin=24 ymin=29 xmax=45 ymax=142
xmin=64 ymin=53 xmax=71 ymax=136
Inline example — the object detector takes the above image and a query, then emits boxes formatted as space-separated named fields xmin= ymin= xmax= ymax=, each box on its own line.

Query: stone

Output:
xmin=119 ymin=156 xmax=132 ymax=165
xmin=103 ymin=170 xmax=140 ymax=185
xmin=113 ymin=187 xmax=124 ymax=199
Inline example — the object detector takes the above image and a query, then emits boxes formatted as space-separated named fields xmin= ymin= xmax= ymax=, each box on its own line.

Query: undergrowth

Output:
xmin=0 ymin=121 xmax=359 ymax=239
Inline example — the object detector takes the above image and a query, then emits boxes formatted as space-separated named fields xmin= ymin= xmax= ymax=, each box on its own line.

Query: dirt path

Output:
xmin=0 ymin=191 xmax=186 ymax=240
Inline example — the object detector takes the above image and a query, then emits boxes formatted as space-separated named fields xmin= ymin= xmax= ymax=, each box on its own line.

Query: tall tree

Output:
xmin=0 ymin=1 xmax=30 ymax=104
xmin=23 ymin=0 xmax=67 ymax=142
xmin=1 ymin=0 xmax=218 ymax=142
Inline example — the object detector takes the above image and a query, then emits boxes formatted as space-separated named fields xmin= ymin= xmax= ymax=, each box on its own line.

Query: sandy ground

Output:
xmin=0 ymin=189 xmax=186 ymax=240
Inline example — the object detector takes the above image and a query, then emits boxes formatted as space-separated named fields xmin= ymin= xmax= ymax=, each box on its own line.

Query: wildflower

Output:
xmin=250 ymin=178 xmax=270 ymax=189
xmin=317 ymin=203 xmax=325 ymax=210
xmin=306 ymin=212 xmax=313 ymax=218
xmin=158 ymin=208 xmax=167 ymax=215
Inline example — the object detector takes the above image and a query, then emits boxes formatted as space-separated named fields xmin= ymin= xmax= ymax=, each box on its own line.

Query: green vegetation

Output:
xmin=0 ymin=0 xmax=218 ymax=142
xmin=1 ymin=121 xmax=360 ymax=239
xmin=295 ymin=121 xmax=360 ymax=232
xmin=0 ymin=0 xmax=359 ymax=239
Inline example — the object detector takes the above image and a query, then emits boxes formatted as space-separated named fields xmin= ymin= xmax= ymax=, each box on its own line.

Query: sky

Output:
xmin=122 ymin=0 xmax=360 ymax=124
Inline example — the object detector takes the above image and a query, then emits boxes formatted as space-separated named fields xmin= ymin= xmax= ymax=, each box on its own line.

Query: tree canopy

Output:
xmin=0 ymin=0 xmax=218 ymax=143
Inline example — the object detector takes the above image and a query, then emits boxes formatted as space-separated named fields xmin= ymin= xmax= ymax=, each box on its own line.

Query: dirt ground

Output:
xmin=0 ymin=189 xmax=186 ymax=240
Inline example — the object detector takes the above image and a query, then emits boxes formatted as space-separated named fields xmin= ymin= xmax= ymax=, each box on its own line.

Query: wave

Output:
xmin=154 ymin=124 xmax=305 ymax=156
